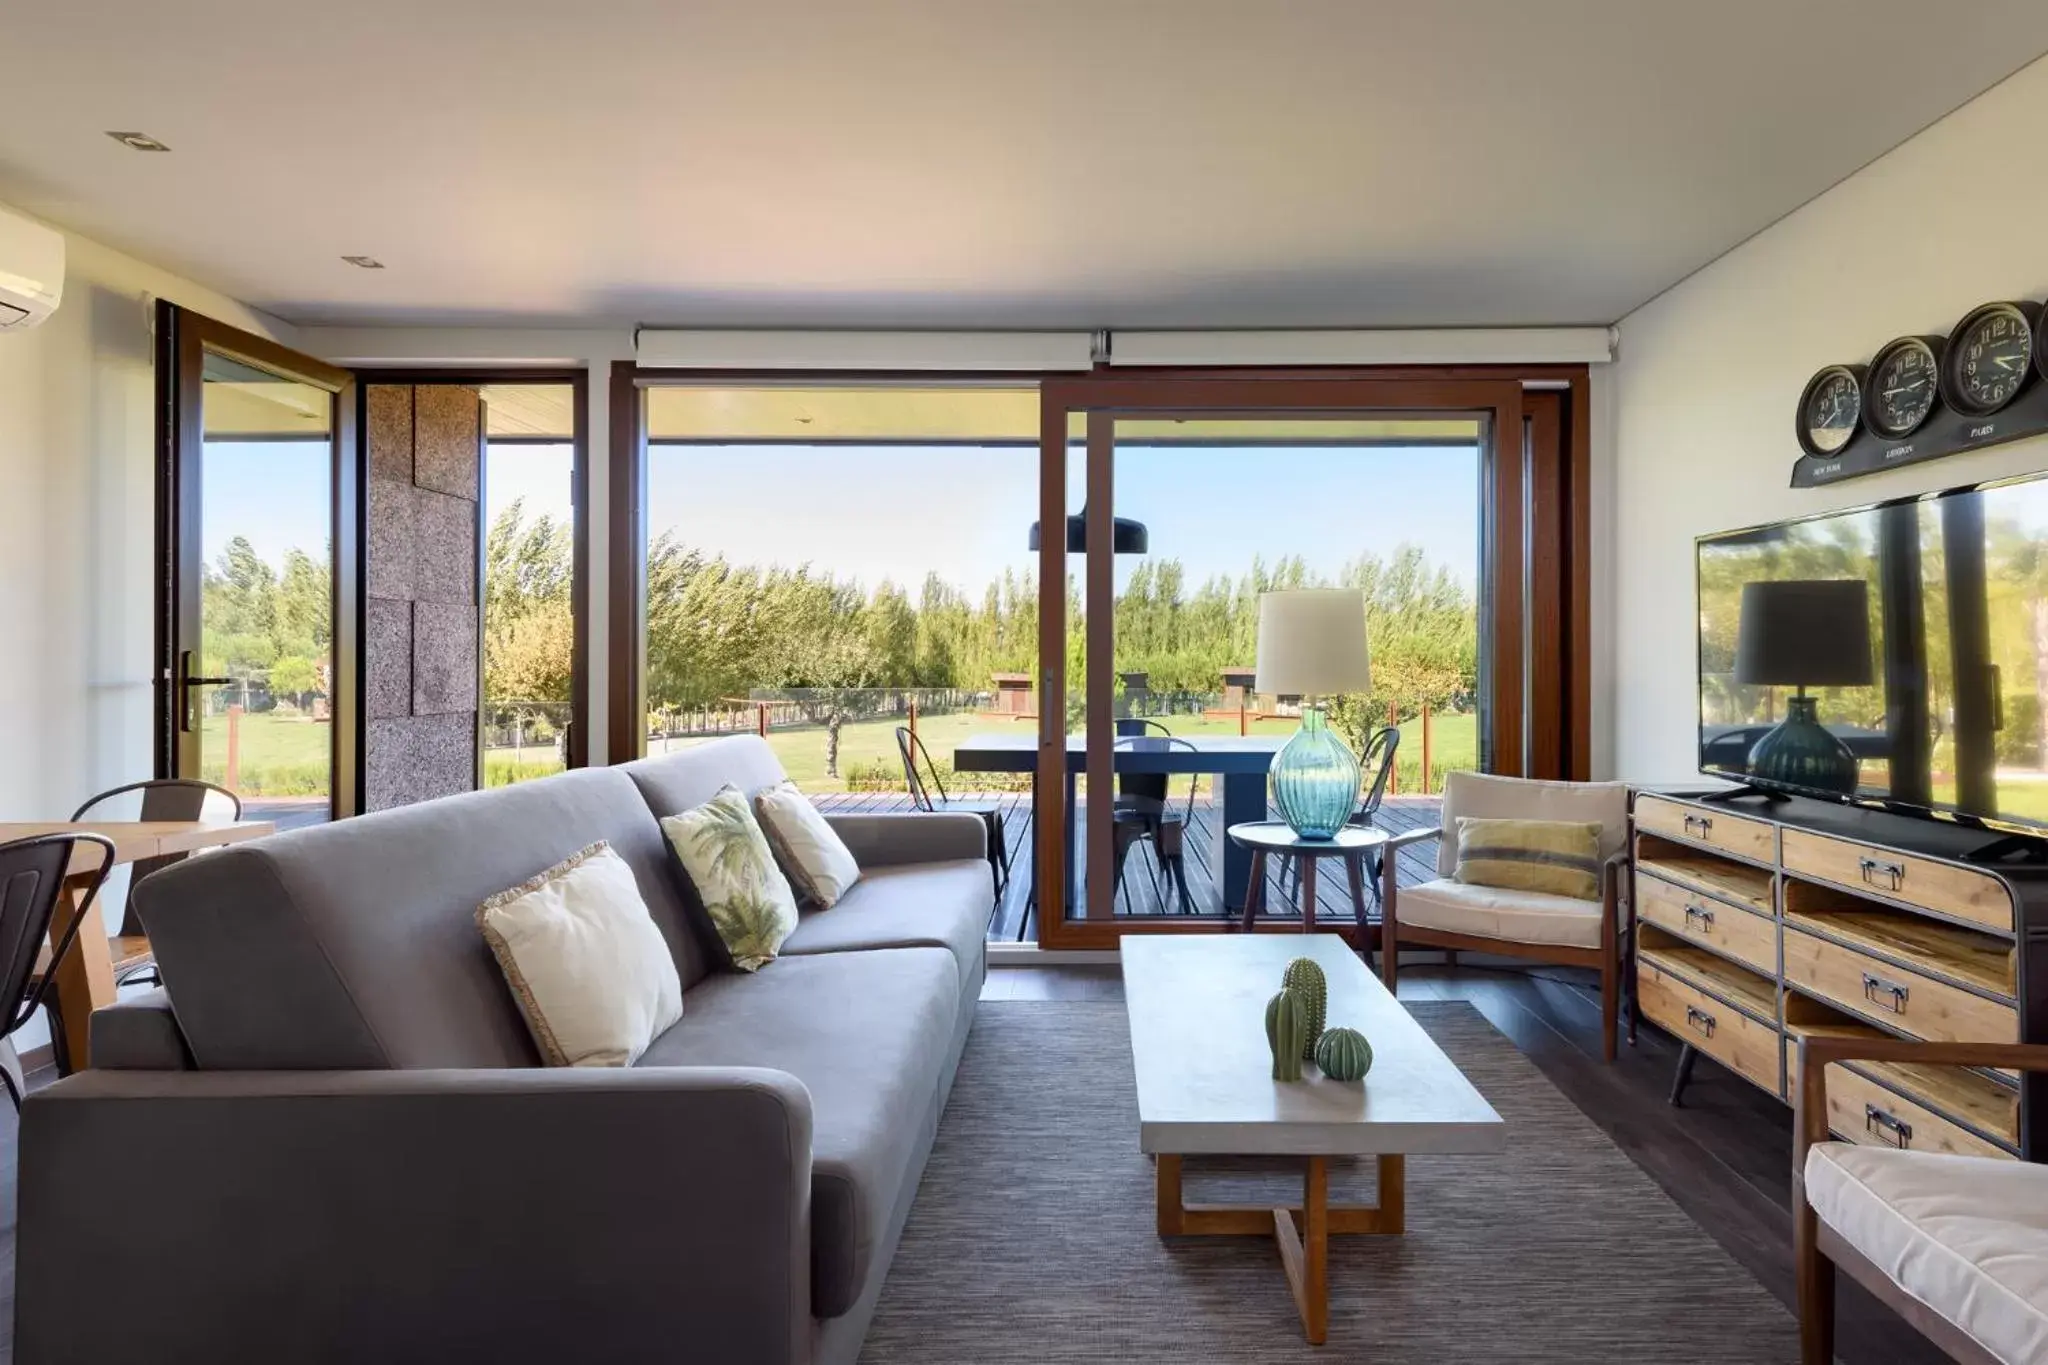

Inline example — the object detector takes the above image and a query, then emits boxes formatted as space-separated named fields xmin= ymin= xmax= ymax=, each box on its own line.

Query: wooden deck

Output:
xmin=812 ymin=790 xmax=1445 ymax=941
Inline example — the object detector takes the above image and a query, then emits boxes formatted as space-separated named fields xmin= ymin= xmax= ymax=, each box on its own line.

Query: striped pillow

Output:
xmin=1452 ymin=817 xmax=1602 ymax=901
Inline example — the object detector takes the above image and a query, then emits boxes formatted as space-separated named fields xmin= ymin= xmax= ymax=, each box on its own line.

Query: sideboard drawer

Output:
xmin=1781 ymin=829 xmax=2012 ymax=933
xmin=1783 ymin=928 xmax=2017 ymax=1045
xmin=1634 ymin=797 xmax=1775 ymax=864
xmin=1639 ymin=961 xmax=1781 ymax=1095
xmin=1636 ymin=872 xmax=1777 ymax=974
xmin=1819 ymin=1063 xmax=2012 ymax=1161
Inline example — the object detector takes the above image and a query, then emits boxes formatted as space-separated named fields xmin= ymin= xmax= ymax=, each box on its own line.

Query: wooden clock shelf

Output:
xmin=1629 ymin=791 xmax=2047 ymax=1162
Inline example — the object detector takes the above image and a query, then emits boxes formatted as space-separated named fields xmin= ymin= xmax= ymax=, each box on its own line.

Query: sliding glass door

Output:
xmin=1036 ymin=376 xmax=1572 ymax=951
xmin=157 ymin=304 xmax=358 ymax=825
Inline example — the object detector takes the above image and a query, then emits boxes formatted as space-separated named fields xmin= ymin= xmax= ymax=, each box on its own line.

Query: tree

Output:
xmin=269 ymin=655 xmax=318 ymax=711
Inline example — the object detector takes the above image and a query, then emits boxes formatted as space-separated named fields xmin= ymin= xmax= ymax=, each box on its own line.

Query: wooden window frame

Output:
xmin=1033 ymin=367 xmax=1589 ymax=951
xmin=154 ymin=303 xmax=362 ymax=816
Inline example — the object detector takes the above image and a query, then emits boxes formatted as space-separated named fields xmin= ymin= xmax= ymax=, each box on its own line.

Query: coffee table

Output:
xmin=1120 ymin=934 xmax=1505 ymax=1344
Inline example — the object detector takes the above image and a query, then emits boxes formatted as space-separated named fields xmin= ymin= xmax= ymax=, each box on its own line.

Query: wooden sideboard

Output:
xmin=1631 ymin=791 xmax=2047 ymax=1161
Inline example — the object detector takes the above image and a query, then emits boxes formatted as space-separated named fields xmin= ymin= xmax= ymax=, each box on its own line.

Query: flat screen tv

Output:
xmin=1698 ymin=469 xmax=2048 ymax=839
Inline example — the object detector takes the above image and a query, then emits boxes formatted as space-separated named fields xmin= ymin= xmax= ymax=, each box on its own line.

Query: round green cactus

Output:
xmin=1281 ymin=957 xmax=1328 ymax=1058
xmin=1265 ymin=988 xmax=1307 ymax=1082
xmin=1315 ymin=1026 xmax=1373 ymax=1082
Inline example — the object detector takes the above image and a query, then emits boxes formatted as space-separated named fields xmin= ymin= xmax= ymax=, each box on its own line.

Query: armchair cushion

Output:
xmin=1805 ymin=1141 xmax=2048 ymax=1365
xmin=1452 ymin=817 xmax=1602 ymax=901
xmin=1436 ymin=771 xmax=1630 ymax=880
xmin=1393 ymin=877 xmax=1606 ymax=949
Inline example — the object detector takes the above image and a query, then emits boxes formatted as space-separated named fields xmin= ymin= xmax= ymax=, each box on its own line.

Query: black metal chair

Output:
xmin=69 ymin=779 xmax=241 ymax=990
xmin=1280 ymin=725 xmax=1400 ymax=910
xmin=896 ymin=727 xmax=1013 ymax=905
xmin=0 ymin=833 xmax=115 ymax=1107
xmin=1112 ymin=733 xmax=1202 ymax=915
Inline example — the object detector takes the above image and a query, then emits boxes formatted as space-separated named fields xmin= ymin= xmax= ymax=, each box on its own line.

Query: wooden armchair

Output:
xmin=1379 ymin=771 xmax=1634 ymax=1060
xmin=1795 ymin=1035 xmax=2048 ymax=1365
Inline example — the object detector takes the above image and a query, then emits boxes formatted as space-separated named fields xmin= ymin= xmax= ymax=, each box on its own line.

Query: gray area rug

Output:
xmin=862 ymin=1000 xmax=1798 ymax=1363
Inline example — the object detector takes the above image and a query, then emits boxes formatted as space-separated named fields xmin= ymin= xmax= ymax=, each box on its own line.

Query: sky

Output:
xmin=202 ymin=440 xmax=1480 ymax=596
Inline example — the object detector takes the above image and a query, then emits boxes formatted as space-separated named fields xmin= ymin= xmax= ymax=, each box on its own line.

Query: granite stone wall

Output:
xmin=364 ymin=384 xmax=480 ymax=810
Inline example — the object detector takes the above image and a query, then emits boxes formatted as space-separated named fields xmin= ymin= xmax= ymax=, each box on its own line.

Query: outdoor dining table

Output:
xmin=0 ymin=818 xmax=276 ymax=1071
xmin=951 ymin=732 xmax=1286 ymax=914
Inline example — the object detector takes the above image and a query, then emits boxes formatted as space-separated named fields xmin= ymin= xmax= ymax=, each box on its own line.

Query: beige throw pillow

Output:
xmin=661 ymin=785 xmax=800 ymax=971
xmin=754 ymin=781 xmax=861 ymax=909
xmin=1451 ymin=817 xmax=1603 ymax=902
xmin=478 ymin=842 xmax=683 ymax=1067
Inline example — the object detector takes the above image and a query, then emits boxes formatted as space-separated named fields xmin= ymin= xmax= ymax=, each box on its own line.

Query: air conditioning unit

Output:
xmin=0 ymin=205 xmax=63 ymax=331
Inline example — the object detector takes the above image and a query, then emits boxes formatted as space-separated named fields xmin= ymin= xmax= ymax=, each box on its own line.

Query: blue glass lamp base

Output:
xmin=1271 ymin=707 xmax=1363 ymax=839
xmin=1746 ymin=695 xmax=1858 ymax=795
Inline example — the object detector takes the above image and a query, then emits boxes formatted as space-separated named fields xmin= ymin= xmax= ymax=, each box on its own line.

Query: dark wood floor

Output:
xmin=985 ymin=961 xmax=1946 ymax=1365
xmin=817 ymin=791 xmax=1446 ymax=939
xmin=0 ymin=963 xmax=1939 ymax=1363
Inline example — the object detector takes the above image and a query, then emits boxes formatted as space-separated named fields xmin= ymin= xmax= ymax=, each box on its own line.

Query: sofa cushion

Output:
xmin=636 ymin=948 xmax=958 ymax=1318
xmin=780 ymin=859 xmax=992 ymax=995
xmin=1806 ymin=1141 xmax=2048 ymax=1365
xmin=1435 ymin=771 xmax=1630 ymax=878
xmin=139 ymin=768 xmax=706 ymax=1070
xmin=478 ymin=842 xmax=684 ymax=1067
xmin=623 ymin=738 xmax=796 ymax=970
xmin=1395 ymin=876 xmax=1605 ymax=949
xmin=660 ymin=786 xmax=800 ymax=972
xmin=755 ymin=781 xmax=861 ymax=908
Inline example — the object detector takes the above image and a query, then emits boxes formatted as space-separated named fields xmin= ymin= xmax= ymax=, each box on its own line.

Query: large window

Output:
xmin=616 ymin=371 xmax=1589 ymax=947
xmin=480 ymin=383 xmax=580 ymax=785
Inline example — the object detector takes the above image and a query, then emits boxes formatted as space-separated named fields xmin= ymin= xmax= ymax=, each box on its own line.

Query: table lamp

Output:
xmin=1733 ymin=579 xmax=1872 ymax=794
xmin=1255 ymin=589 xmax=1372 ymax=838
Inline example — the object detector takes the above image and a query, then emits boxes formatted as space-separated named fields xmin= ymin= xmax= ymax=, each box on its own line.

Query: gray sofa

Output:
xmin=15 ymin=737 xmax=990 ymax=1365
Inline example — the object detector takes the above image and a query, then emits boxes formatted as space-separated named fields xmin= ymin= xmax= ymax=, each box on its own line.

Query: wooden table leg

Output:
xmin=1298 ymin=856 xmax=1317 ymax=931
xmin=1239 ymin=850 xmax=1268 ymax=931
xmin=1155 ymin=1154 xmax=1184 ymax=1235
xmin=49 ymin=874 xmax=114 ymax=1072
xmin=1377 ymin=1154 xmax=1405 ymax=1234
xmin=1274 ymin=1155 xmax=1330 ymax=1344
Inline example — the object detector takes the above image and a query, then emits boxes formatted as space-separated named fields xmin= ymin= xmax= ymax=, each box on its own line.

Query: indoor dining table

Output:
xmin=952 ymin=732 xmax=1285 ymax=914
xmin=0 ymin=817 xmax=276 ymax=1071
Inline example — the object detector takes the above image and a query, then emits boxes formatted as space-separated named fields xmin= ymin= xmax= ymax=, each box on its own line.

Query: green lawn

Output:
xmin=653 ymin=708 xmax=1477 ymax=796
xmin=199 ymin=710 xmax=331 ymax=796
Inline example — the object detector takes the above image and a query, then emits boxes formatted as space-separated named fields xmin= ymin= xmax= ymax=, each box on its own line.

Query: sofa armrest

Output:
xmin=88 ymin=987 xmax=194 ymax=1070
xmin=18 ymin=1066 xmax=816 ymax=1365
xmin=826 ymin=810 xmax=987 ymax=866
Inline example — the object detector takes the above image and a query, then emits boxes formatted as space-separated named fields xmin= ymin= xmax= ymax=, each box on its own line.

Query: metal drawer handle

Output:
xmin=1861 ymin=972 xmax=1910 ymax=1014
xmin=1683 ymin=901 xmax=1716 ymax=931
xmin=1683 ymin=814 xmax=1714 ymax=839
xmin=1859 ymin=856 xmax=1906 ymax=892
xmin=1864 ymin=1104 xmax=1913 ymax=1149
xmin=1684 ymin=1005 xmax=1716 ymax=1038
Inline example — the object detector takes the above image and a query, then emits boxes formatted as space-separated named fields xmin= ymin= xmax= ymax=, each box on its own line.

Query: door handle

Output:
xmin=179 ymin=650 xmax=231 ymax=733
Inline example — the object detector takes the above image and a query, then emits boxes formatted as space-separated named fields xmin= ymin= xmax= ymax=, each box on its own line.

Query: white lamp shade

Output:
xmin=1254 ymin=590 xmax=1371 ymax=696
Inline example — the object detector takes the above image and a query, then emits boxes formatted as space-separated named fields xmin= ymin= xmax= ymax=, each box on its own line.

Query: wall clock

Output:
xmin=1795 ymin=364 xmax=1863 ymax=459
xmin=1942 ymin=301 xmax=2038 ymax=417
xmin=1863 ymin=336 xmax=1943 ymax=440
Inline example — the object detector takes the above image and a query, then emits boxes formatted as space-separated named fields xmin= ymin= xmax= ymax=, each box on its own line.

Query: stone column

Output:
xmin=364 ymin=384 xmax=481 ymax=810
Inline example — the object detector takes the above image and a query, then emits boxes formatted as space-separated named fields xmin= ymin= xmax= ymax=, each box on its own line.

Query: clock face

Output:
xmin=1866 ymin=338 xmax=1940 ymax=439
xmin=1945 ymin=303 xmax=2034 ymax=415
xmin=1798 ymin=366 xmax=1862 ymax=457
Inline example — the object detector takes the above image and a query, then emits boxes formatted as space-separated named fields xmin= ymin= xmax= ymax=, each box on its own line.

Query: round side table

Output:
xmin=1226 ymin=821 xmax=1388 ymax=952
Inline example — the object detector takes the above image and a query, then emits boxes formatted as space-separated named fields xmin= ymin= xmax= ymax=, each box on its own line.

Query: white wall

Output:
xmin=0 ymin=209 xmax=294 ymax=819
xmin=1609 ymin=54 xmax=2048 ymax=784
xmin=0 ymin=208 xmax=293 ymax=1051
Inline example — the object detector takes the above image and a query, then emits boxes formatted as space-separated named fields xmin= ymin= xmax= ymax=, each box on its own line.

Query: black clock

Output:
xmin=1795 ymin=364 xmax=1864 ymax=458
xmin=1942 ymin=301 xmax=2038 ymax=416
xmin=1863 ymin=336 xmax=1943 ymax=440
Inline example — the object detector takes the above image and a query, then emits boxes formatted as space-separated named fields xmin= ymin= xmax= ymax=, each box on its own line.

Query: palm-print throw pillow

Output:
xmin=661 ymin=785 xmax=800 ymax=971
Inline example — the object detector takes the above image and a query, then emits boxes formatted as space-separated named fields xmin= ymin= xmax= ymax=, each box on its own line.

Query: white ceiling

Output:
xmin=4 ymin=1 xmax=2046 ymax=330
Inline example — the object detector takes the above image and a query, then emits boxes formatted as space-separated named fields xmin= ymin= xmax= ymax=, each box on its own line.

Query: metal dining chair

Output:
xmin=1112 ymin=733 xmax=1202 ymax=915
xmin=896 ymin=727 xmax=1013 ymax=903
xmin=0 ymin=832 xmax=115 ymax=1107
xmin=1279 ymin=725 xmax=1400 ymax=910
xmin=69 ymin=779 xmax=241 ymax=990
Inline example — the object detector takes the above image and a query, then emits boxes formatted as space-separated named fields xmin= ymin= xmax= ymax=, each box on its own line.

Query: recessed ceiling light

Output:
xmin=105 ymin=131 xmax=171 ymax=152
xmin=341 ymin=255 xmax=385 ymax=269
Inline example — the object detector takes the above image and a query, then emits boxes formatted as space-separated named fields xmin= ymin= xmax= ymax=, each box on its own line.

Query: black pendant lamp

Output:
xmin=1027 ymin=504 xmax=1149 ymax=554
